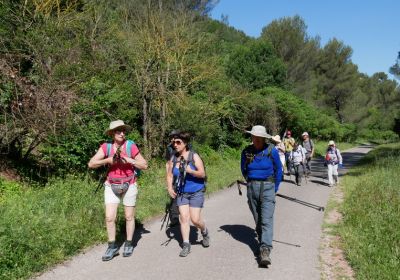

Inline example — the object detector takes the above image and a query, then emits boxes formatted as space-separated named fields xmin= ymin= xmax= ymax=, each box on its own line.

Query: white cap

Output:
xmin=302 ymin=132 xmax=309 ymax=137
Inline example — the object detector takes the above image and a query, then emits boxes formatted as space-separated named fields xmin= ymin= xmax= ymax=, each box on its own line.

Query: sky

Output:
xmin=210 ymin=0 xmax=400 ymax=78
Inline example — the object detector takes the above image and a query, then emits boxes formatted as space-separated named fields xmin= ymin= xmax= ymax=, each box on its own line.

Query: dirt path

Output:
xmin=34 ymin=146 xmax=372 ymax=280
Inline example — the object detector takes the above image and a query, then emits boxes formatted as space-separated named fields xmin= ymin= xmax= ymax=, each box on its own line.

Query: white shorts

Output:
xmin=104 ymin=182 xmax=138 ymax=207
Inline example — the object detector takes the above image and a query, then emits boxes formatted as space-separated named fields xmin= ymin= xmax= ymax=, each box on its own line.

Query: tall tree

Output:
xmin=316 ymin=39 xmax=358 ymax=123
xmin=389 ymin=51 xmax=400 ymax=80
xmin=225 ymin=39 xmax=286 ymax=91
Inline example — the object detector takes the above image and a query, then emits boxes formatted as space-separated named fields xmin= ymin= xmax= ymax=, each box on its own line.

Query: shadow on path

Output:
xmin=219 ymin=224 xmax=258 ymax=256
xmin=161 ymin=225 xmax=200 ymax=247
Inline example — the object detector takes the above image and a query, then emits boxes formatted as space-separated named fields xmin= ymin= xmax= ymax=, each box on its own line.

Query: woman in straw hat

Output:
xmin=241 ymin=125 xmax=283 ymax=267
xmin=88 ymin=120 xmax=148 ymax=261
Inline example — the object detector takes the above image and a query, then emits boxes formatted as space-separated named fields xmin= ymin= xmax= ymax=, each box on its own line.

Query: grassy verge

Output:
xmin=314 ymin=140 xmax=357 ymax=157
xmin=338 ymin=143 xmax=400 ymax=279
xmin=0 ymin=147 xmax=241 ymax=280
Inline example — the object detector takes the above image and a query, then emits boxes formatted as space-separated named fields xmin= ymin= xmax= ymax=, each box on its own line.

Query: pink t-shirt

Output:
xmin=101 ymin=141 xmax=139 ymax=185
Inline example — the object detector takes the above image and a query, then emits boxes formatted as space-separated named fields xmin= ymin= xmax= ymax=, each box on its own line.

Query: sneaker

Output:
xmin=259 ymin=247 xmax=271 ymax=267
xmin=122 ymin=240 xmax=134 ymax=257
xmin=179 ymin=242 xmax=191 ymax=257
xmin=102 ymin=242 xmax=119 ymax=261
xmin=201 ymin=229 xmax=210 ymax=248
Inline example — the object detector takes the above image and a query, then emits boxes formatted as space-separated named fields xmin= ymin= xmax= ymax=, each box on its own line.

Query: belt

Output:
xmin=248 ymin=177 xmax=274 ymax=183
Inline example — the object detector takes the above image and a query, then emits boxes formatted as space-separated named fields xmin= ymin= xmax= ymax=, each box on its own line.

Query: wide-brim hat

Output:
xmin=328 ymin=140 xmax=335 ymax=146
xmin=105 ymin=120 xmax=132 ymax=136
xmin=246 ymin=125 xmax=271 ymax=139
xmin=272 ymin=135 xmax=281 ymax=143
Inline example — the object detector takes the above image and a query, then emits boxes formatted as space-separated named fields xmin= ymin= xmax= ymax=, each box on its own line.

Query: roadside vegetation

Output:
xmin=0 ymin=0 xmax=399 ymax=279
xmin=339 ymin=143 xmax=400 ymax=279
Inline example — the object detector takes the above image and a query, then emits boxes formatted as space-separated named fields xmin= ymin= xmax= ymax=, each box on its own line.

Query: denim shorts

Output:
xmin=176 ymin=190 xmax=205 ymax=208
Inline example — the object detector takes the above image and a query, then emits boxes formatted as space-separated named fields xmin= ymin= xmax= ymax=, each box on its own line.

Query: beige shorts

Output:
xmin=104 ymin=182 xmax=138 ymax=206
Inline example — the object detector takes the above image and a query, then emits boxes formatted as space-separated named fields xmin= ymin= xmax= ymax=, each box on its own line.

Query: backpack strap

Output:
xmin=126 ymin=140 xmax=135 ymax=158
xmin=106 ymin=142 xmax=112 ymax=158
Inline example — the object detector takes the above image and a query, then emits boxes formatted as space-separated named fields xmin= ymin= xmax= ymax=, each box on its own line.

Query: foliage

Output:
xmin=339 ymin=143 xmax=400 ymax=279
xmin=225 ymin=40 xmax=286 ymax=91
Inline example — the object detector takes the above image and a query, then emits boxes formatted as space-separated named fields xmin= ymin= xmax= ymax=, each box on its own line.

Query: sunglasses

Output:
xmin=114 ymin=130 xmax=126 ymax=135
xmin=173 ymin=140 xmax=183 ymax=145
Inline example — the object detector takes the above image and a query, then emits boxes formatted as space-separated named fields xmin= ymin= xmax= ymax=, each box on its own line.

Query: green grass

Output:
xmin=314 ymin=140 xmax=356 ymax=157
xmin=0 ymin=147 xmax=241 ymax=279
xmin=338 ymin=143 xmax=400 ymax=280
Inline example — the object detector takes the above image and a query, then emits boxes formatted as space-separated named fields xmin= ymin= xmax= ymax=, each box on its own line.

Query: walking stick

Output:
xmin=232 ymin=180 xmax=324 ymax=211
xmin=276 ymin=193 xmax=324 ymax=211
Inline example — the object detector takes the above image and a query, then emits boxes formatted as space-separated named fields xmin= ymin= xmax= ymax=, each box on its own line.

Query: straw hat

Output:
xmin=105 ymin=120 xmax=132 ymax=136
xmin=246 ymin=125 xmax=271 ymax=138
xmin=271 ymin=135 xmax=281 ymax=143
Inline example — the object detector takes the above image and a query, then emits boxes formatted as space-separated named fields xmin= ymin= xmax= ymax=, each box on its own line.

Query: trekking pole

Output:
xmin=273 ymin=239 xmax=301 ymax=248
xmin=160 ymin=199 xmax=172 ymax=231
xmin=228 ymin=180 xmax=244 ymax=195
xmin=276 ymin=193 xmax=325 ymax=211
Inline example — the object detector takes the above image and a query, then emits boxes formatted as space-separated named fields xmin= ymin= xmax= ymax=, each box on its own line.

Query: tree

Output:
xmin=226 ymin=40 xmax=286 ymax=91
xmin=118 ymin=0 xmax=218 ymax=157
xmin=316 ymin=39 xmax=358 ymax=123
xmin=389 ymin=51 xmax=400 ymax=80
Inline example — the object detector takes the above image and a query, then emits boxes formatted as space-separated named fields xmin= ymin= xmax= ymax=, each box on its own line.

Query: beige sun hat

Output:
xmin=271 ymin=135 xmax=281 ymax=143
xmin=328 ymin=140 xmax=335 ymax=146
xmin=302 ymin=132 xmax=309 ymax=137
xmin=105 ymin=120 xmax=132 ymax=136
xmin=246 ymin=125 xmax=272 ymax=138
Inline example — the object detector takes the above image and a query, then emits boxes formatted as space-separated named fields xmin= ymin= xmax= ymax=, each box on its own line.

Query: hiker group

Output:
xmin=88 ymin=120 xmax=344 ymax=267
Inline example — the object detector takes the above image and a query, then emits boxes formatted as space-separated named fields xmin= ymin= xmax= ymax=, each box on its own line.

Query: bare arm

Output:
xmin=186 ymin=153 xmax=206 ymax=178
xmin=122 ymin=152 xmax=148 ymax=170
xmin=166 ymin=160 xmax=176 ymax=198
xmin=88 ymin=148 xmax=113 ymax=169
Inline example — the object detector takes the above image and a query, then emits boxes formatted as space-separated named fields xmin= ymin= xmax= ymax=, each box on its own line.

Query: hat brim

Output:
xmin=105 ymin=124 xmax=132 ymax=136
xmin=246 ymin=130 xmax=272 ymax=139
xmin=271 ymin=136 xmax=281 ymax=143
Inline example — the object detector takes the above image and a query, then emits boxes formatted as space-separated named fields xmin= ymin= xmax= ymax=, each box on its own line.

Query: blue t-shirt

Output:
xmin=241 ymin=144 xmax=283 ymax=192
xmin=173 ymin=162 xmax=205 ymax=193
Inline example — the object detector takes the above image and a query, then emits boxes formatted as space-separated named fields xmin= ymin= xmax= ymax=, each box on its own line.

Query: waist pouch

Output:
xmin=108 ymin=175 xmax=134 ymax=195
xmin=110 ymin=182 xmax=130 ymax=195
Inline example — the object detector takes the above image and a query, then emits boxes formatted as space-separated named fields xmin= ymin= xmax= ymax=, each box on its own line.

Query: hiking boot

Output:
xmin=122 ymin=240 xmax=134 ymax=257
xmin=201 ymin=229 xmax=210 ymax=248
xmin=179 ymin=242 xmax=191 ymax=257
xmin=102 ymin=242 xmax=119 ymax=261
xmin=259 ymin=247 xmax=271 ymax=267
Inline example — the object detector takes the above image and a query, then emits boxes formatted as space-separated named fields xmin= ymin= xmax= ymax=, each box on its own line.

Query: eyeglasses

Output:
xmin=173 ymin=140 xmax=183 ymax=145
xmin=114 ymin=130 xmax=126 ymax=135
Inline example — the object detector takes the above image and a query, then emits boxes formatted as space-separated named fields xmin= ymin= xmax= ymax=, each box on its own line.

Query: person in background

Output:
xmin=272 ymin=135 xmax=285 ymax=181
xmin=88 ymin=120 xmax=148 ymax=261
xmin=283 ymin=130 xmax=295 ymax=175
xmin=289 ymin=142 xmax=306 ymax=186
xmin=301 ymin=132 xmax=315 ymax=177
xmin=324 ymin=140 xmax=343 ymax=187
xmin=241 ymin=125 xmax=282 ymax=267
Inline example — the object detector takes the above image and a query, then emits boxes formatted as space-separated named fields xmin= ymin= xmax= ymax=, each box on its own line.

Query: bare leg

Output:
xmin=105 ymin=203 xmax=119 ymax=241
xmin=124 ymin=206 xmax=135 ymax=241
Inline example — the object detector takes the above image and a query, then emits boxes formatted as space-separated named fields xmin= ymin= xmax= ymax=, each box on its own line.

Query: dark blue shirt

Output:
xmin=241 ymin=144 xmax=283 ymax=192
